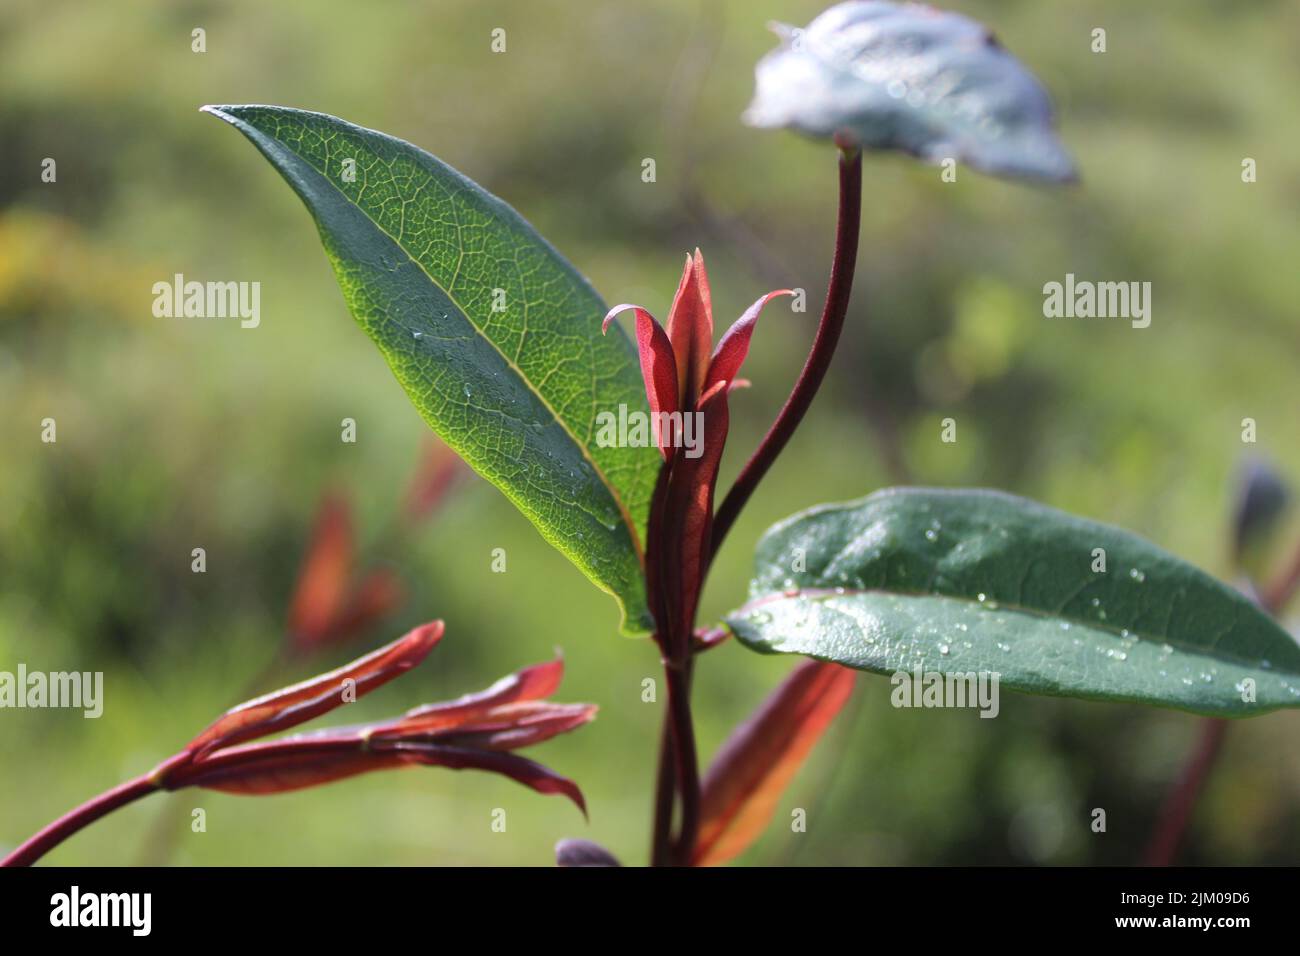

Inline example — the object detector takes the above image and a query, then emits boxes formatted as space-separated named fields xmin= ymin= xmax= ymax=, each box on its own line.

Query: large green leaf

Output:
xmin=204 ymin=105 xmax=658 ymax=634
xmin=725 ymin=487 xmax=1300 ymax=716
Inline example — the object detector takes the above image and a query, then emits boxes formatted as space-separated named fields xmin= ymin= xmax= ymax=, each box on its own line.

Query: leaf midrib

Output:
xmin=732 ymin=585 xmax=1286 ymax=673
xmin=236 ymin=109 xmax=645 ymax=562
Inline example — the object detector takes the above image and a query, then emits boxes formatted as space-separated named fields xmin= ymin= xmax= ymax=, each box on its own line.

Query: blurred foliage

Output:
xmin=1 ymin=0 xmax=1298 ymax=865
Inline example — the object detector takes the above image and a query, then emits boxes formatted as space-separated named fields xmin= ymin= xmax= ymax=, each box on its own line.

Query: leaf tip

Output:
xmin=404 ymin=619 xmax=446 ymax=659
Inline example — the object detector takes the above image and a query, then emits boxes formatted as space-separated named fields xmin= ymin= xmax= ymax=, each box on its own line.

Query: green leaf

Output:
xmin=204 ymin=105 xmax=658 ymax=634
xmin=745 ymin=3 xmax=1077 ymax=183
xmin=726 ymin=487 xmax=1300 ymax=716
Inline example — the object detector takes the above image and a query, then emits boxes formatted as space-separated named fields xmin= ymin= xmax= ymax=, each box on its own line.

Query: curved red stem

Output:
xmin=1142 ymin=718 xmax=1228 ymax=866
xmin=1143 ymin=582 xmax=1289 ymax=866
xmin=709 ymin=148 xmax=863 ymax=562
xmin=3 ymin=772 xmax=162 ymax=867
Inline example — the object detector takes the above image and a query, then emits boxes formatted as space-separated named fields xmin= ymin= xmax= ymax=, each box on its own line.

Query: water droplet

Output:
xmin=939 ymin=644 xmax=950 ymax=656
xmin=977 ymin=593 xmax=987 ymax=603
xmin=1129 ymin=568 xmax=1146 ymax=583
xmin=925 ymin=529 xmax=938 ymax=542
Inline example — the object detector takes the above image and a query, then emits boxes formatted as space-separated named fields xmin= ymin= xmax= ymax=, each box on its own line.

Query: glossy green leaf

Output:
xmin=204 ymin=105 xmax=658 ymax=634
xmin=726 ymin=488 xmax=1300 ymax=716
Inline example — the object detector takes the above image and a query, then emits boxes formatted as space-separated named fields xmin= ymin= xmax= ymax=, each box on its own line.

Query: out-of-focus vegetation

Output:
xmin=1 ymin=0 xmax=1298 ymax=865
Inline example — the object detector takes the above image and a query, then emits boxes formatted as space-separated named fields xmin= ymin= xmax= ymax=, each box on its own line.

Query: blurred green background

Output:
xmin=2 ymin=0 xmax=1298 ymax=866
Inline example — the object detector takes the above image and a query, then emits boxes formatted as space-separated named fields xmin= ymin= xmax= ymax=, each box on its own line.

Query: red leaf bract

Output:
xmin=286 ymin=492 xmax=354 ymax=648
xmin=604 ymin=303 xmax=679 ymax=458
xmin=705 ymin=289 xmax=794 ymax=396
xmin=397 ymin=657 xmax=566 ymax=729
xmin=665 ymin=250 xmax=714 ymax=410
xmin=384 ymin=742 xmax=589 ymax=816
xmin=693 ymin=660 xmax=856 ymax=866
xmin=186 ymin=621 xmax=444 ymax=759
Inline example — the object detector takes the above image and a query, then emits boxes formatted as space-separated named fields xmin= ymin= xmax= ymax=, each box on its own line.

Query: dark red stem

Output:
xmin=1143 ymin=582 xmax=1289 ymax=866
xmin=1142 ymin=718 xmax=1228 ymax=866
xmin=1261 ymin=538 xmax=1300 ymax=614
xmin=645 ymin=459 xmax=693 ymax=867
xmin=709 ymin=148 xmax=863 ymax=561
xmin=665 ymin=660 xmax=700 ymax=866
xmin=1 ymin=751 xmax=190 ymax=867
xmin=646 ymin=149 xmax=864 ymax=866
xmin=650 ymin=719 xmax=677 ymax=866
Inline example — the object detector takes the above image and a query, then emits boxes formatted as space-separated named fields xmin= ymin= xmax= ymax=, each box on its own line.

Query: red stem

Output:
xmin=1261 ymin=538 xmax=1300 ymax=614
xmin=1 ymin=751 xmax=190 ymax=867
xmin=1143 ymin=581 xmax=1290 ymax=866
xmin=650 ymin=719 xmax=677 ymax=866
xmin=1142 ymin=718 xmax=1228 ymax=867
xmin=709 ymin=148 xmax=863 ymax=562
xmin=665 ymin=659 xmax=700 ymax=866
xmin=645 ymin=459 xmax=683 ymax=867
xmin=646 ymin=149 xmax=864 ymax=866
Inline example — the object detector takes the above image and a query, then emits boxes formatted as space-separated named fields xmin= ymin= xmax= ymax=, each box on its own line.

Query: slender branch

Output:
xmin=648 ymin=149 xmax=864 ymax=866
xmin=1143 ymin=581 xmax=1288 ymax=866
xmin=643 ymin=458 xmax=688 ymax=867
xmin=709 ymin=148 xmax=863 ymax=561
xmin=1142 ymin=718 xmax=1228 ymax=867
xmin=665 ymin=659 xmax=700 ymax=866
xmin=1260 ymin=537 xmax=1300 ymax=614
xmin=1 ymin=751 xmax=191 ymax=867
xmin=650 ymin=718 xmax=677 ymax=867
